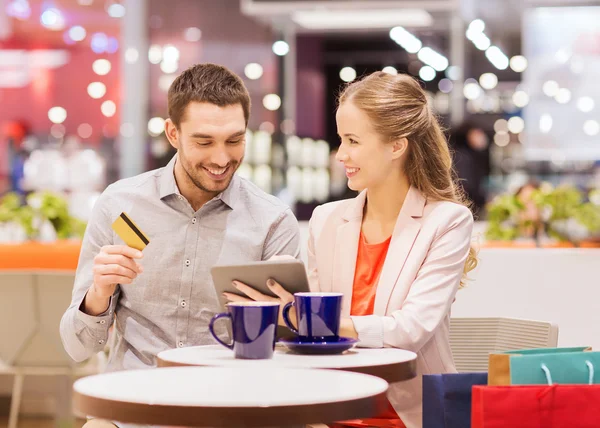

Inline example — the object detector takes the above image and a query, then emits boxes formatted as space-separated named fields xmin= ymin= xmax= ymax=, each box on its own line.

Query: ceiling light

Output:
xmin=463 ymin=82 xmax=482 ymax=100
xmin=92 ymin=59 xmax=111 ymax=75
xmin=292 ymin=9 xmax=432 ymax=30
xmin=507 ymin=116 xmax=525 ymax=134
xmin=382 ymin=66 xmax=397 ymax=75
xmin=584 ymin=120 xmax=599 ymax=136
xmin=418 ymin=47 xmax=449 ymax=72
xmin=577 ymin=96 xmax=595 ymax=113
xmin=87 ymin=82 xmax=106 ymax=99
xmin=390 ymin=26 xmax=422 ymax=53
xmin=184 ymin=27 xmax=202 ymax=42
xmin=494 ymin=119 xmax=508 ymax=133
xmin=244 ymin=63 xmax=263 ymax=80
xmin=479 ymin=73 xmax=498 ymax=90
xmin=340 ymin=66 xmax=357 ymax=82
xmin=554 ymin=88 xmax=571 ymax=104
xmin=438 ymin=78 xmax=453 ymax=93
xmin=148 ymin=117 xmax=165 ymax=136
xmin=40 ymin=8 xmax=65 ymax=31
xmin=419 ymin=66 xmax=435 ymax=82
xmin=485 ymin=46 xmax=509 ymax=70
xmin=539 ymin=114 xmax=553 ymax=133
xmin=48 ymin=106 xmax=67 ymax=124
xmin=510 ymin=55 xmax=528 ymax=72
xmin=68 ymin=26 xmax=86 ymax=42
xmin=272 ymin=41 xmax=289 ymax=56
xmin=513 ymin=91 xmax=529 ymax=108
xmin=263 ymin=94 xmax=281 ymax=111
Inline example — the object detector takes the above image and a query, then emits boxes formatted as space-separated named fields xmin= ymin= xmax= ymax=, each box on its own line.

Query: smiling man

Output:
xmin=60 ymin=64 xmax=301 ymax=387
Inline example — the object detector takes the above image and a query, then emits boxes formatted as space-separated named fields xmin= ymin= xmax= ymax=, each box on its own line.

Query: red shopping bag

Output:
xmin=329 ymin=400 xmax=406 ymax=428
xmin=472 ymin=384 xmax=600 ymax=428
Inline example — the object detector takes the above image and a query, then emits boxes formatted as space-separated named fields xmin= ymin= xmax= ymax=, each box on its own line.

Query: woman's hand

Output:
xmin=223 ymin=279 xmax=296 ymax=328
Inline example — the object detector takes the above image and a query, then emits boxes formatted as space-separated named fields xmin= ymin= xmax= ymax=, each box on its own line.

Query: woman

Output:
xmin=226 ymin=72 xmax=477 ymax=428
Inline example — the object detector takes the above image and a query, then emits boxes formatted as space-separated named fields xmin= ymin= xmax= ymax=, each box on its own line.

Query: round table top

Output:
xmin=157 ymin=344 xmax=417 ymax=383
xmin=73 ymin=366 xmax=389 ymax=427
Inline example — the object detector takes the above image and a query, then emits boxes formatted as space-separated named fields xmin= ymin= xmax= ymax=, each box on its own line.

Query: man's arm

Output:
xmin=59 ymin=192 xmax=118 ymax=362
xmin=262 ymin=208 xmax=301 ymax=260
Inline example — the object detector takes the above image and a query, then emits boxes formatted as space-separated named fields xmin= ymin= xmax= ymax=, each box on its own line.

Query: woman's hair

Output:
xmin=338 ymin=71 xmax=477 ymax=287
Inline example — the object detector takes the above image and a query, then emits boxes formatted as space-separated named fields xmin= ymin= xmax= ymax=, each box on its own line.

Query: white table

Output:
xmin=156 ymin=344 xmax=417 ymax=383
xmin=73 ymin=366 xmax=389 ymax=427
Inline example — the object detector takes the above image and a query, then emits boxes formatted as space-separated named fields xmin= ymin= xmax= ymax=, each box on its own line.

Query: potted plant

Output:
xmin=26 ymin=191 xmax=87 ymax=241
xmin=0 ymin=193 xmax=34 ymax=243
xmin=533 ymin=185 xmax=600 ymax=247
xmin=0 ymin=191 xmax=86 ymax=243
xmin=484 ymin=193 xmax=536 ymax=247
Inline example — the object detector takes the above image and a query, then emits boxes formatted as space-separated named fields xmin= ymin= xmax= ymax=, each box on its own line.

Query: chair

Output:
xmin=449 ymin=317 xmax=559 ymax=373
xmin=0 ymin=271 xmax=105 ymax=428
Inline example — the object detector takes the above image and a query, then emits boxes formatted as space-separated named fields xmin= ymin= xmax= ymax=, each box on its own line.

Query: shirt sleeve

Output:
xmin=262 ymin=208 xmax=302 ymax=260
xmin=59 ymin=191 xmax=119 ymax=362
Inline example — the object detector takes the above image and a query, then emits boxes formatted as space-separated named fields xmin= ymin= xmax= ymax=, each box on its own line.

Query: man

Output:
xmin=60 ymin=63 xmax=300 ymax=403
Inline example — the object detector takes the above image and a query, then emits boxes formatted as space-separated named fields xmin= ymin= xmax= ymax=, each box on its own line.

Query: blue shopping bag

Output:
xmin=423 ymin=372 xmax=488 ymax=428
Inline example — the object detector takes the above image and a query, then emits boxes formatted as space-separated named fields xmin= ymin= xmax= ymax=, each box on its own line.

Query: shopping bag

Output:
xmin=488 ymin=346 xmax=591 ymax=385
xmin=422 ymin=372 xmax=487 ymax=428
xmin=472 ymin=384 xmax=600 ymax=428
xmin=509 ymin=351 xmax=600 ymax=385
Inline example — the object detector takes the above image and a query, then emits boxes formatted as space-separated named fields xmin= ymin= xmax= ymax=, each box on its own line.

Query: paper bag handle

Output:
xmin=541 ymin=360 xmax=595 ymax=385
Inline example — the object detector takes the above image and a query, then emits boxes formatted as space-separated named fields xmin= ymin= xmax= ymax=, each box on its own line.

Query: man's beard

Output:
xmin=182 ymin=158 xmax=241 ymax=194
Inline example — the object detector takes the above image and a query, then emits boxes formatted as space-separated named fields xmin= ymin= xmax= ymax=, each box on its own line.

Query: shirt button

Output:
xmin=99 ymin=340 xmax=105 ymax=345
xmin=192 ymin=218 xmax=197 ymax=224
xmin=100 ymin=320 xmax=106 ymax=324
xmin=181 ymin=300 xmax=187 ymax=308
xmin=185 ymin=260 xmax=191 ymax=267
xmin=178 ymin=342 xmax=184 ymax=348
xmin=178 ymin=195 xmax=184 ymax=201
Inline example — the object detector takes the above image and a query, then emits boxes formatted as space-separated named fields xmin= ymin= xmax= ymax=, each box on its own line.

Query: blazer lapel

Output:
xmin=333 ymin=191 xmax=366 ymax=316
xmin=374 ymin=187 xmax=425 ymax=314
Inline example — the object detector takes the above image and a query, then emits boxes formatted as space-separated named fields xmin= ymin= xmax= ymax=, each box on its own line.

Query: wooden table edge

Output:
xmin=73 ymin=390 xmax=389 ymax=427
xmin=156 ymin=355 xmax=417 ymax=383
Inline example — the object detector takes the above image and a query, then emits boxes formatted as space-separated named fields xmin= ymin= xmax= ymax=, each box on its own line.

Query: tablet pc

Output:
xmin=211 ymin=259 xmax=310 ymax=311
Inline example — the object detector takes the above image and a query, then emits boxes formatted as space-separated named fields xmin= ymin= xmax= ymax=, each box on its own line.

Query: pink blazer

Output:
xmin=307 ymin=186 xmax=473 ymax=428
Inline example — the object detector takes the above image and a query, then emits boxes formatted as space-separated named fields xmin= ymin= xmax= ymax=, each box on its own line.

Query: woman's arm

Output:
xmin=349 ymin=206 xmax=473 ymax=351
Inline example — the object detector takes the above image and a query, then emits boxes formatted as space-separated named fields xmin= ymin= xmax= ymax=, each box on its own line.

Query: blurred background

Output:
xmin=1 ymin=0 xmax=600 ymax=242
xmin=2 ymin=1 xmax=600 ymax=426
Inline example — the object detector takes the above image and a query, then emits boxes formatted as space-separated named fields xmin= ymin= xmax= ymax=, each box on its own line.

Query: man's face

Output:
xmin=167 ymin=101 xmax=246 ymax=195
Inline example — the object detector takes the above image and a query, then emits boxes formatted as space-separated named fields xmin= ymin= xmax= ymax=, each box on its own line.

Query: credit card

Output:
xmin=111 ymin=212 xmax=150 ymax=251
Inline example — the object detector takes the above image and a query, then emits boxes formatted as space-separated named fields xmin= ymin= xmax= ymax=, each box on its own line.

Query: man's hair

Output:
xmin=168 ymin=63 xmax=251 ymax=128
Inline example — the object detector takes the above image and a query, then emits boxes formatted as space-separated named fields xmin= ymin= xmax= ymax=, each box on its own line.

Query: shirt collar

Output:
xmin=158 ymin=153 xmax=239 ymax=209
xmin=158 ymin=154 xmax=180 ymax=200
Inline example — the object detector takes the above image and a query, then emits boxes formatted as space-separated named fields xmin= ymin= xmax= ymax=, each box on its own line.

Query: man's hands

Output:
xmin=83 ymin=245 xmax=143 ymax=316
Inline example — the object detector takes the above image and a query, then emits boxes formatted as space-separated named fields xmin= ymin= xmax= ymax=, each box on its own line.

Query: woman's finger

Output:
xmin=232 ymin=281 xmax=276 ymax=302
xmin=223 ymin=292 xmax=252 ymax=303
xmin=267 ymin=279 xmax=293 ymax=301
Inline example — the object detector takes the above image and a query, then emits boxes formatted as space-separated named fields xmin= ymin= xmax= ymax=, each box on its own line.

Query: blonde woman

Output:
xmin=228 ymin=71 xmax=477 ymax=428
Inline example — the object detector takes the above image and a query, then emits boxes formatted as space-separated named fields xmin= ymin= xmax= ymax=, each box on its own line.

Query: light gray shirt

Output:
xmin=60 ymin=154 xmax=301 ymax=372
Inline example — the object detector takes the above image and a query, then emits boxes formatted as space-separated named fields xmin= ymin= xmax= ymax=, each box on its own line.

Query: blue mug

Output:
xmin=282 ymin=292 xmax=343 ymax=341
xmin=209 ymin=302 xmax=279 ymax=359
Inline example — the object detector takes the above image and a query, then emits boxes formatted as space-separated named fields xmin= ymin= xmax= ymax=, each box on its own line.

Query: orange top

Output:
xmin=0 ymin=241 xmax=81 ymax=271
xmin=350 ymin=231 xmax=392 ymax=316
xmin=335 ymin=231 xmax=406 ymax=428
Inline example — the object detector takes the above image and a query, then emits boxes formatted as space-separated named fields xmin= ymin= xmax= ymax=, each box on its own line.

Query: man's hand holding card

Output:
xmin=83 ymin=212 xmax=149 ymax=316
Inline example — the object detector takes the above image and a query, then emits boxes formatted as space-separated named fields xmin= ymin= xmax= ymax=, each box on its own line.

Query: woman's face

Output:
xmin=335 ymin=101 xmax=404 ymax=191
